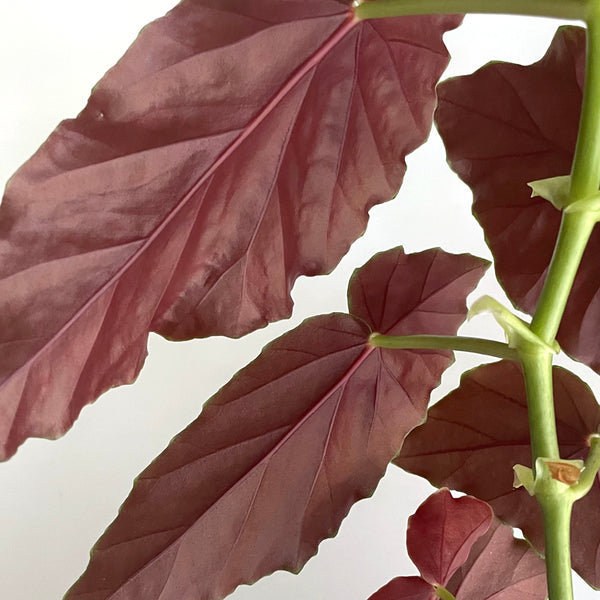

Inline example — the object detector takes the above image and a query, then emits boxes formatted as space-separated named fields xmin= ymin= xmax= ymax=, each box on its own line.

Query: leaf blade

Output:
xmin=446 ymin=516 xmax=548 ymax=600
xmin=368 ymin=576 xmax=436 ymax=600
xmin=407 ymin=489 xmax=492 ymax=587
xmin=64 ymin=247 xmax=487 ymax=600
xmin=0 ymin=1 xmax=462 ymax=459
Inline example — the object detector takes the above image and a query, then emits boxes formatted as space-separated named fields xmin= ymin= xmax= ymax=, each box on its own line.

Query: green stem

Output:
xmin=353 ymin=0 xmax=586 ymax=21
xmin=520 ymin=7 xmax=600 ymax=600
xmin=529 ymin=212 xmax=597 ymax=344
xmin=539 ymin=495 xmax=575 ymax=600
xmin=520 ymin=350 xmax=560 ymax=464
xmin=369 ymin=334 xmax=518 ymax=360
xmin=365 ymin=6 xmax=600 ymax=600
xmin=571 ymin=0 xmax=600 ymax=200
xmin=531 ymin=1 xmax=600 ymax=344
xmin=434 ymin=585 xmax=457 ymax=600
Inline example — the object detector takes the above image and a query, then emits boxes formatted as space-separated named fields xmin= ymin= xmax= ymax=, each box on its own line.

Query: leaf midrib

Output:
xmin=1 ymin=12 xmax=359 ymax=399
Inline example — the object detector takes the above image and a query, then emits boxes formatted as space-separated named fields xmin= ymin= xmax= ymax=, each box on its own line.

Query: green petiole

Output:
xmin=353 ymin=0 xmax=587 ymax=21
xmin=369 ymin=333 xmax=518 ymax=360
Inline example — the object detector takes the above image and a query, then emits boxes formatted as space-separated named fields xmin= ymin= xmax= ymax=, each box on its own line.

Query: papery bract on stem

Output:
xmin=63 ymin=247 xmax=487 ymax=600
xmin=0 ymin=0 xmax=461 ymax=460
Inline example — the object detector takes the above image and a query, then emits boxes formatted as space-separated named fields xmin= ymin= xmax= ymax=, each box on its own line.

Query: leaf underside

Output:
xmin=435 ymin=26 xmax=600 ymax=373
xmin=407 ymin=488 xmax=492 ymax=586
xmin=64 ymin=247 xmax=487 ymax=600
xmin=396 ymin=360 xmax=600 ymax=588
xmin=0 ymin=0 xmax=461 ymax=459
xmin=446 ymin=516 xmax=547 ymax=600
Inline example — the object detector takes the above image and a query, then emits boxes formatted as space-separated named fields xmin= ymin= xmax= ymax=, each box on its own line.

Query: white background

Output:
xmin=0 ymin=2 xmax=597 ymax=599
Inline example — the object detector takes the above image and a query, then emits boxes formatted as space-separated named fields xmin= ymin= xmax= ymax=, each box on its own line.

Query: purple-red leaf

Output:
xmin=0 ymin=2 xmax=461 ymax=460
xmin=368 ymin=490 xmax=546 ymax=600
xmin=369 ymin=576 xmax=436 ymax=600
xmin=64 ymin=247 xmax=487 ymax=600
xmin=446 ymin=517 xmax=547 ymax=600
xmin=407 ymin=489 xmax=492 ymax=586
xmin=435 ymin=26 xmax=600 ymax=371
xmin=396 ymin=360 xmax=600 ymax=588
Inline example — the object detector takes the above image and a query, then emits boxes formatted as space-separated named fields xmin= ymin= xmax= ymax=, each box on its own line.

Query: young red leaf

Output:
xmin=445 ymin=517 xmax=548 ymax=600
xmin=64 ymin=247 xmax=487 ymax=600
xmin=407 ymin=489 xmax=492 ymax=587
xmin=396 ymin=360 xmax=600 ymax=588
xmin=435 ymin=26 xmax=600 ymax=371
xmin=0 ymin=2 xmax=461 ymax=460
xmin=368 ymin=490 xmax=546 ymax=600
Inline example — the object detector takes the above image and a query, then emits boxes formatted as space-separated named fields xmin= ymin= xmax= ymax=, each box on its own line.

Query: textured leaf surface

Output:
xmin=64 ymin=247 xmax=486 ymax=600
xmin=435 ymin=26 xmax=600 ymax=370
xmin=396 ymin=360 xmax=600 ymax=588
xmin=369 ymin=490 xmax=546 ymax=600
xmin=0 ymin=1 xmax=461 ymax=460
xmin=369 ymin=576 xmax=436 ymax=600
xmin=446 ymin=517 xmax=547 ymax=600
xmin=407 ymin=489 xmax=492 ymax=586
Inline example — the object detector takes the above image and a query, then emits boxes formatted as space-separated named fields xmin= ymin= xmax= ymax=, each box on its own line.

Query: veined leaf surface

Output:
xmin=369 ymin=489 xmax=546 ymax=600
xmin=435 ymin=26 xmax=600 ymax=372
xmin=396 ymin=360 xmax=600 ymax=588
xmin=64 ymin=247 xmax=487 ymax=600
xmin=406 ymin=488 xmax=492 ymax=586
xmin=0 ymin=1 xmax=461 ymax=459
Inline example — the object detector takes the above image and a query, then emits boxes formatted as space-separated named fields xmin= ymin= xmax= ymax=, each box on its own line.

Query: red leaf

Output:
xmin=435 ymin=26 xmax=600 ymax=370
xmin=368 ymin=576 xmax=436 ymax=600
xmin=0 ymin=2 xmax=461 ymax=460
xmin=396 ymin=360 xmax=600 ymax=588
xmin=407 ymin=489 xmax=492 ymax=586
xmin=446 ymin=517 xmax=548 ymax=600
xmin=368 ymin=491 xmax=545 ymax=600
xmin=64 ymin=247 xmax=487 ymax=600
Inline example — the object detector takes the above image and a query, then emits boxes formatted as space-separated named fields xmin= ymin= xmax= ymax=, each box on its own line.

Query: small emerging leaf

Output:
xmin=446 ymin=518 xmax=547 ymax=600
xmin=369 ymin=490 xmax=546 ymax=600
xmin=407 ymin=489 xmax=492 ymax=587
